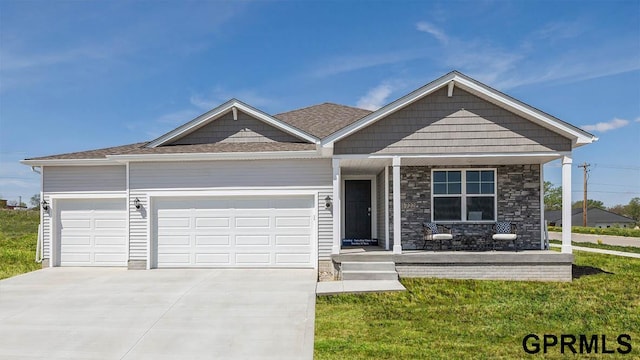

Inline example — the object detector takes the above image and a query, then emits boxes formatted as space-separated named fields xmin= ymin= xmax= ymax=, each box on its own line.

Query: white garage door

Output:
xmin=57 ymin=198 xmax=127 ymax=266
xmin=155 ymin=196 xmax=315 ymax=268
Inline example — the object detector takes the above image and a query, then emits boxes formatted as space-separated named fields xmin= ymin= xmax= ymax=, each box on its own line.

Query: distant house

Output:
xmin=545 ymin=208 xmax=635 ymax=228
xmin=0 ymin=199 xmax=6 ymax=209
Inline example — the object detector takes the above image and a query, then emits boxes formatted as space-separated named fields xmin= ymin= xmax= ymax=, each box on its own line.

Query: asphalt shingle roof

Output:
xmin=26 ymin=102 xmax=369 ymax=160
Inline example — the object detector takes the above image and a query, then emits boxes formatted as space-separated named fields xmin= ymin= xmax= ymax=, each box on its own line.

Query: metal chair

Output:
xmin=422 ymin=222 xmax=453 ymax=250
xmin=492 ymin=222 xmax=518 ymax=251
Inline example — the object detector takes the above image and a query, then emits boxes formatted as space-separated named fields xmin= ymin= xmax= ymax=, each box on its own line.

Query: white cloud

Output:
xmin=356 ymin=82 xmax=394 ymax=110
xmin=635 ymin=117 xmax=640 ymax=123
xmin=581 ymin=118 xmax=630 ymax=133
xmin=534 ymin=20 xmax=584 ymax=41
xmin=416 ymin=21 xmax=449 ymax=44
xmin=311 ymin=50 xmax=423 ymax=78
xmin=190 ymin=87 xmax=275 ymax=109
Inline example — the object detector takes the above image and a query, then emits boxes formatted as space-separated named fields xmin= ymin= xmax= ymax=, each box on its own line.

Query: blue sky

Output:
xmin=1 ymin=0 xmax=639 ymax=207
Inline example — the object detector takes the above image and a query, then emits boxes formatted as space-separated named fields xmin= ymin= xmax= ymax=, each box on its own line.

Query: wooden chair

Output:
xmin=423 ymin=222 xmax=453 ymax=250
xmin=492 ymin=222 xmax=518 ymax=251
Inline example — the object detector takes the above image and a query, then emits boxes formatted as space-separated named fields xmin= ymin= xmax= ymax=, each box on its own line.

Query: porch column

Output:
xmin=332 ymin=158 xmax=341 ymax=255
xmin=561 ymin=155 xmax=572 ymax=254
xmin=392 ymin=157 xmax=402 ymax=254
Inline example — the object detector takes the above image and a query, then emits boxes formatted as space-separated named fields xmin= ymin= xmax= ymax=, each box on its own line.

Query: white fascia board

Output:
xmin=21 ymin=159 xmax=120 ymax=166
xmin=333 ymin=152 xmax=565 ymax=160
xmin=146 ymin=100 xmax=318 ymax=148
xmin=107 ymin=150 xmax=324 ymax=162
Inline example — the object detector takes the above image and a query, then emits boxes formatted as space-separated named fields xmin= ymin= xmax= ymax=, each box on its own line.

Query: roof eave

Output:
xmin=21 ymin=158 xmax=120 ymax=166
xmin=106 ymin=150 xmax=325 ymax=162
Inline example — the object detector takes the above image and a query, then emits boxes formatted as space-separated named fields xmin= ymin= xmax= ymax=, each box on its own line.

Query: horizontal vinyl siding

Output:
xmin=43 ymin=166 xmax=126 ymax=192
xmin=334 ymin=87 xmax=572 ymax=155
xmin=130 ymin=159 xmax=332 ymax=189
xmin=129 ymin=192 xmax=148 ymax=261
xmin=318 ymin=189 xmax=333 ymax=260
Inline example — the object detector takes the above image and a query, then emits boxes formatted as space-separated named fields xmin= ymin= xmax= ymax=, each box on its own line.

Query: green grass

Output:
xmin=315 ymin=252 xmax=640 ymax=359
xmin=549 ymin=226 xmax=640 ymax=238
xmin=549 ymin=239 xmax=640 ymax=254
xmin=0 ymin=210 xmax=41 ymax=280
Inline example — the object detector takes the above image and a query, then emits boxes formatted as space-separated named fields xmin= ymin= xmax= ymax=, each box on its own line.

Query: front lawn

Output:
xmin=0 ymin=210 xmax=41 ymax=280
xmin=315 ymin=251 xmax=640 ymax=359
xmin=549 ymin=239 xmax=640 ymax=254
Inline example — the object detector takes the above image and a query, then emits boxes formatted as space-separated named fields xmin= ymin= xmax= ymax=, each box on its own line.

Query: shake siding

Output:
xmin=169 ymin=110 xmax=303 ymax=145
xmin=376 ymin=170 xmax=386 ymax=245
xmin=43 ymin=166 xmax=126 ymax=192
xmin=128 ymin=159 xmax=333 ymax=263
xmin=334 ymin=87 xmax=572 ymax=155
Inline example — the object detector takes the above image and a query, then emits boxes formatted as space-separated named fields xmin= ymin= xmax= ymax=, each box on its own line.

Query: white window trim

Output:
xmin=431 ymin=168 xmax=497 ymax=223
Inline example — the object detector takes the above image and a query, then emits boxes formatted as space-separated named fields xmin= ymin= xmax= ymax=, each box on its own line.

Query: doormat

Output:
xmin=342 ymin=239 xmax=379 ymax=246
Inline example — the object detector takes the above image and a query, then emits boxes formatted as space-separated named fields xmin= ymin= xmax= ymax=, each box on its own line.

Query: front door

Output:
xmin=344 ymin=180 xmax=372 ymax=239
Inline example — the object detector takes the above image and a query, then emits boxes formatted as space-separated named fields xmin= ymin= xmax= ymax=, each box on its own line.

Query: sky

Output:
xmin=1 ymin=0 xmax=639 ymax=208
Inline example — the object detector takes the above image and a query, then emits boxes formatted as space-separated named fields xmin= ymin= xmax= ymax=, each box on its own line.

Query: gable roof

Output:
xmin=275 ymin=103 xmax=372 ymax=138
xmin=146 ymin=99 xmax=319 ymax=148
xmin=545 ymin=208 xmax=635 ymax=226
xmin=323 ymin=71 xmax=598 ymax=148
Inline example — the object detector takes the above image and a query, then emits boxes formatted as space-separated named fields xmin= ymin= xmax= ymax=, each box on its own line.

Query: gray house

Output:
xmin=546 ymin=208 xmax=636 ymax=228
xmin=22 ymin=71 xmax=596 ymax=280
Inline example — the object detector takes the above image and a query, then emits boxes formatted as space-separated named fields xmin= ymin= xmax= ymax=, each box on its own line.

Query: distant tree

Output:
xmin=572 ymin=199 xmax=605 ymax=210
xmin=7 ymin=200 xmax=26 ymax=207
xmin=627 ymin=197 xmax=640 ymax=223
xmin=608 ymin=204 xmax=627 ymax=216
xmin=30 ymin=194 xmax=41 ymax=209
xmin=544 ymin=181 xmax=562 ymax=210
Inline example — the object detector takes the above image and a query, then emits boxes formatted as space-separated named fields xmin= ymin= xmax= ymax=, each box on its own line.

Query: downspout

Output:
xmin=31 ymin=166 xmax=44 ymax=263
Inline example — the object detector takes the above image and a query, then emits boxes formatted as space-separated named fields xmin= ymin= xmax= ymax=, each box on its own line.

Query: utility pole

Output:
xmin=578 ymin=162 xmax=590 ymax=227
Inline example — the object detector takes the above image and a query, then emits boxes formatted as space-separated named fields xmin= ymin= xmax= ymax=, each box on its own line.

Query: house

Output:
xmin=22 ymin=71 xmax=596 ymax=281
xmin=546 ymin=208 xmax=635 ymax=228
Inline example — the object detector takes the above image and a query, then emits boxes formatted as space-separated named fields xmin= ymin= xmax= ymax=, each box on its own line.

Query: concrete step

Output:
xmin=342 ymin=270 xmax=399 ymax=281
xmin=341 ymin=261 xmax=396 ymax=272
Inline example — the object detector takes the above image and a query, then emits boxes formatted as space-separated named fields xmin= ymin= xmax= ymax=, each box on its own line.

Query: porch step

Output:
xmin=341 ymin=261 xmax=398 ymax=281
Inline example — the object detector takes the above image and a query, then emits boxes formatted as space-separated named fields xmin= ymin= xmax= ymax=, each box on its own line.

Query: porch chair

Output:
xmin=422 ymin=222 xmax=453 ymax=250
xmin=492 ymin=222 xmax=518 ymax=251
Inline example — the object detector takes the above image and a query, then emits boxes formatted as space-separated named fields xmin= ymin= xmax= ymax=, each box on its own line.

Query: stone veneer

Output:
xmin=391 ymin=164 xmax=542 ymax=250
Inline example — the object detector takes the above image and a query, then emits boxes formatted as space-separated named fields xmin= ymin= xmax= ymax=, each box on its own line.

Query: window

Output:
xmin=432 ymin=169 xmax=496 ymax=221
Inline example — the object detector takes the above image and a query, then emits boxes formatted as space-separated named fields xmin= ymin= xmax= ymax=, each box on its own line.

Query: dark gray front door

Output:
xmin=344 ymin=180 xmax=371 ymax=239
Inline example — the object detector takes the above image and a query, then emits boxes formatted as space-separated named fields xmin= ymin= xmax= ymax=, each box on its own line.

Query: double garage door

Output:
xmin=155 ymin=196 xmax=315 ymax=268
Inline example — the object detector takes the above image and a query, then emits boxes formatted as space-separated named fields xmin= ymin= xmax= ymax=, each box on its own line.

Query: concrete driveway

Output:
xmin=0 ymin=268 xmax=316 ymax=360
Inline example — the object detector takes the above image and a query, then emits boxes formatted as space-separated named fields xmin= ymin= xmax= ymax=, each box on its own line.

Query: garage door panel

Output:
xmin=235 ymin=217 xmax=270 ymax=228
xmin=94 ymin=236 xmax=126 ymax=246
xmin=195 ymin=235 xmax=230 ymax=246
xmin=155 ymin=196 xmax=314 ymax=268
xmin=95 ymin=219 xmax=126 ymax=229
xmin=94 ymin=253 xmax=127 ymax=263
xmin=61 ymin=252 xmax=92 ymax=264
xmin=235 ymin=253 xmax=270 ymax=265
xmin=61 ymin=219 xmax=92 ymax=229
xmin=195 ymin=217 xmax=230 ymax=228
xmin=236 ymin=235 xmax=270 ymax=246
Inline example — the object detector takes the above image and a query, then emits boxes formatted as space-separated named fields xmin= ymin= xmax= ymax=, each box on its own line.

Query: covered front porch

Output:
xmin=330 ymin=154 xmax=576 ymax=255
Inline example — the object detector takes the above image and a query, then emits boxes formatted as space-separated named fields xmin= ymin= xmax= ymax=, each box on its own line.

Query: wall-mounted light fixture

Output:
xmin=324 ymin=195 xmax=332 ymax=209
xmin=134 ymin=197 xmax=141 ymax=209
xmin=41 ymin=200 xmax=49 ymax=211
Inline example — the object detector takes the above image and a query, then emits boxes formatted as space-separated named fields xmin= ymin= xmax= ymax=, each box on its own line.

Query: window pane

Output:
xmin=481 ymin=171 xmax=494 ymax=181
xmin=467 ymin=197 xmax=495 ymax=221
xmin=434 ymin=183 xmax=447 ymax=195
xmin=467 ymin=183 xmax=480 ymax=194
xmin=448 ymin=171 xmax=461 ymax=182
xmin=467 ymin=171 xmax=479 ymax=181
xmin=433 ymin=171 xmax=446 ymax=182
xmin=434 ymin=197 xmax=461 ymax=221
xmin=481 ymin=183 xmax=494 ymax=194
xmin=448 ymin=183 xmax=461 ymax=194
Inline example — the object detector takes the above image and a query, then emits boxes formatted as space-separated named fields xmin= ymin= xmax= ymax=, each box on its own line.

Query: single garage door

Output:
xmin=56 ymin=198 xmax=127 ymax=266
xmin=155 ymin=196 xmax=315 ymax=268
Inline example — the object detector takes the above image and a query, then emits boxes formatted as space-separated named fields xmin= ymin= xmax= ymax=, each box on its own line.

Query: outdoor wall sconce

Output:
xmin=41 ymin=200 xmax=49 ymax=211
xmin=134 ymin=197 xmax=141 ymax=209
xmin=325 ymin=195 xmax=332 ymax=209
